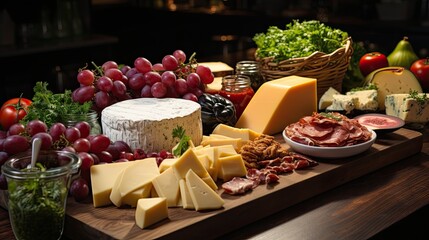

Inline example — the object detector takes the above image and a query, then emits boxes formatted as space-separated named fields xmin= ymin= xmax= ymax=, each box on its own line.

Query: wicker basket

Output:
xmin=256 ymin=37 xmax=353 ymax=102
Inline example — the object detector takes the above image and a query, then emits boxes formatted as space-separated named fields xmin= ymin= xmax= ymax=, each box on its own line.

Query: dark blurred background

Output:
xmin=1 ymin=0 xmax=429 ymax=103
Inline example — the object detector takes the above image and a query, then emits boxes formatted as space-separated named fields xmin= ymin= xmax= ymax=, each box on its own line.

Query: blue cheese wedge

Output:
xmin=326 ymin=94 xmax=356 ymax=114
xmin=318 ymin=87 xmax=341 ymax=110
xmin=101 ymin=98 xmax=203 ymax=152
xmin=385 ymin=93 xmax=429 ymax=123
xmin=346 ymin=90 xmax=379 ymax=111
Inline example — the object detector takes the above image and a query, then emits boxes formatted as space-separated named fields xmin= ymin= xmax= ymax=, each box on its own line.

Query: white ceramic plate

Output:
xmin=283 ymin=129 xmax=377 ymax=159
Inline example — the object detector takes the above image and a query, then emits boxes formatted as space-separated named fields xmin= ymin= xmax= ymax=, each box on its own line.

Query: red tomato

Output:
xmin=359 ymin=52 xmax=389 ymax=77
xmin=0 ymin=97 xmax=32 ymax=130
xmin=410 ymin=58 xmax=429 ymax=92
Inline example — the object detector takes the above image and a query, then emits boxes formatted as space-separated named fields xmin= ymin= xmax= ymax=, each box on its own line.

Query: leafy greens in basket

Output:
xmin=253 ymin=20 xmax=349 ymax=62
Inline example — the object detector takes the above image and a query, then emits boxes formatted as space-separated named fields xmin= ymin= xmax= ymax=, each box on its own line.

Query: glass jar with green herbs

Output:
xmin=1 ymin=150 xmax=81 ymax=240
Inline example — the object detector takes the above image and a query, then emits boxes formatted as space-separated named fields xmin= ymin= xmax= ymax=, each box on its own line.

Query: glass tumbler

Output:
xmin=1 ymin=150 xmax=81 ymax=240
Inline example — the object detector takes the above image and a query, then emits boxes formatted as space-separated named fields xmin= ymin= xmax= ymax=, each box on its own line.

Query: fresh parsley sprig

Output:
xmin=408 ymin=90 xmax=428 ymax=106
xmin=172 ymin=126 xmax=191 ymax=157
xmin=21 ymin=82 xmax=92 ymax=127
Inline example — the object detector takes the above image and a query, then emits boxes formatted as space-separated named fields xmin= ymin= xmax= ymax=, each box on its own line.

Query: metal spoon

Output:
xmin=29 ymin=138 xmax=42 ymax=169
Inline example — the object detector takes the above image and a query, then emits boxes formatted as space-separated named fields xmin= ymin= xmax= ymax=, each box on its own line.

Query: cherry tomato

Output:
xmin=410 ymin=58 xmax=429 ymax=92
xmin=359 ymin=52 xmax=389 ymax=77
xmin=0 ymin=97 xmax=32 ymax=131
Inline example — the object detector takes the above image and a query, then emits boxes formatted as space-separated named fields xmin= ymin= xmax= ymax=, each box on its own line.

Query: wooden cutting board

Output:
xmin=64 ymin=127 xmax=423 ymax=240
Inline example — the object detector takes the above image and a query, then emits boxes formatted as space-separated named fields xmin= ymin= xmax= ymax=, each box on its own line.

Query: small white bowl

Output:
xmin=283 ymin=129 xmax=377 ymax=159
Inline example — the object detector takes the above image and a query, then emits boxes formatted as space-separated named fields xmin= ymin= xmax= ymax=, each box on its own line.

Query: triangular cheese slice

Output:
xmin=185 ymin=169 xmax=224 ymax=211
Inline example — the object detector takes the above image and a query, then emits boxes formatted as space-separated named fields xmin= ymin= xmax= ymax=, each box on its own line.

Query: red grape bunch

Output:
xmin=72 ymin=50 xmax=215 ymax=112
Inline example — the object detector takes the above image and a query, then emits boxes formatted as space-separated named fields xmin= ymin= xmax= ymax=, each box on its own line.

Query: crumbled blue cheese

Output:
xmin=101 ymin=98 xmax=203 ymax=152
xmin=385 ymin=93 xmax=429 ymax=123
xmin=346 ymin=90 xmax=378 ymax=111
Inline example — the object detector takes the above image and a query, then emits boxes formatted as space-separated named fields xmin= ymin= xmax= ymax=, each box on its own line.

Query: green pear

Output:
xmin=387 ymin=36 xmax=419 ymax=69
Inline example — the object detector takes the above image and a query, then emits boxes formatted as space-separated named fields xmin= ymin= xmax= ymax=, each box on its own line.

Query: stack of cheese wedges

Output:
xmin=89 ymin=124 xmax=261 ymax=229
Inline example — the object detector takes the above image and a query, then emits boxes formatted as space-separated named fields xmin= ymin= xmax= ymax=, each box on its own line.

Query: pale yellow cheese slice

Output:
xmin=235 ymin=75 xmax=317 ymax=135
xmin=121 ymin=185 xmax=152 ymax=207
xmin=185 ymin=169 xmax=225 ymax=211
xmin=201 ymin=173 xmax=218 ymax=191
xmin=152 ymin=167 xmax=180 ymax=207
xmin=90 ymin=161 xmax=136 ymax=207
xmin=110 ymin=158 xmax=160 ymax=207
xmin=178 ymin=179 xmax=194 ymax=210
xmin=158 ymin=158 xmax=178 ymax=173
xmin=109 ymin=169 xmax=126 ymax=207
xmin=211 ymin=124 xmax=261 ymax=140
xmin=200 ymin=137 xmax=243 ymax=152
xmin=196 ymin=154 xmax=212 ymax=171
xmin=135 ymin=197 xmax=168 ymax=229
xmin=172 ymin=148 xmax=209 ymax=179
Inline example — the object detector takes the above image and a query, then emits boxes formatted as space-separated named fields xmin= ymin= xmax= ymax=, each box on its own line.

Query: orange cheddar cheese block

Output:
xmin=235 ymin=75 xmax=317 ymax=135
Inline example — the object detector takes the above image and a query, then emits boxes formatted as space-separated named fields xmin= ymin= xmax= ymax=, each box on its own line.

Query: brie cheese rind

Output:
xmin=101 ymin=98 xmax=203 ymax=152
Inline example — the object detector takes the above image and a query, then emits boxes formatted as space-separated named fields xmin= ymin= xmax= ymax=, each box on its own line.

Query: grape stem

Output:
xmin=91 ymin=61 xmax=104 ymax=76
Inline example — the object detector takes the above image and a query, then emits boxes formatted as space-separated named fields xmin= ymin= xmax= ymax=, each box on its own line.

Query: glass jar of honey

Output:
xmin=219 ymin=75 xmax=255 ymax=120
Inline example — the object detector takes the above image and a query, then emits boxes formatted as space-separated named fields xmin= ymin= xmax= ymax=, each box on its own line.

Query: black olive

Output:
xmin=198 ymin=93 xmax=237 ymax=135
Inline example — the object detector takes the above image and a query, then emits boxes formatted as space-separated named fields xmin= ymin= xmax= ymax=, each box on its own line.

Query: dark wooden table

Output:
xmin=1 ymin=126 xmax=428 ymax=240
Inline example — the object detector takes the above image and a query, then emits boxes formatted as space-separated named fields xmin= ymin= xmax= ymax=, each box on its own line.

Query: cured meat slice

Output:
xmin=297 ymin=124 xmax=333 ymax=139
xmin=221 ymin=177 xmax=256 ymax=195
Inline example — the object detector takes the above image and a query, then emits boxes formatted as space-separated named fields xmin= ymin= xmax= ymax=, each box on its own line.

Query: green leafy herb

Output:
xmin=320 ymin=112 xmax=343 ymax=121
xmin=8 ymin=166 xmax=68 ymax=240
xmin=349 ymin=83 xmax=378 ymax=92
xmin=253 ymin=20 xmax=349 ymax=62
xmin=408 ymin=90 xmax=428 ymax=106
xmin=22 ymin=82 xmax=92 ymax=127
xmin=172 ymin=126 xmax=191 ymax=157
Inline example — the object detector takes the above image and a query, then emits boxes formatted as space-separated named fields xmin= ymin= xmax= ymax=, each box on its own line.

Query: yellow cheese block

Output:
xmin=152 ymin=167 xmax=180 ymax=207
xmin=212 ymin=145 xmax=237 ymax=181
xmin=217 ymin=154 xmax=247 ymax=182
xmin=110 ymin=158 xmax=160 ymax=207
xmin=185 ymin=169 xmax=225 ymax=211
xmin=135 ymin=197 xmax=168 ymax=229
xmin=235 ymin=75 xmax=317 ymax=135
xmin=90 ymin=161 xmax=136 ymax=207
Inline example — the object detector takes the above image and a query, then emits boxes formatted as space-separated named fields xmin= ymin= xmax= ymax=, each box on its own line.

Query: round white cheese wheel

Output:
xmin=101 ymin=98 xmax=203 ymax=152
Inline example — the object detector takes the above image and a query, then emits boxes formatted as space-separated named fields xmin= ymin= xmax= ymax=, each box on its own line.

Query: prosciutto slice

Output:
xmin=221 ymin=177 xmax=256 ymax=195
